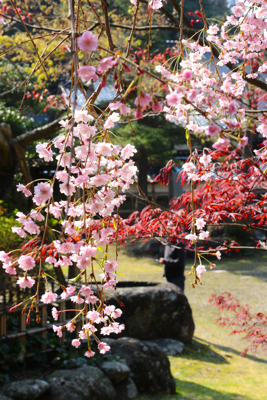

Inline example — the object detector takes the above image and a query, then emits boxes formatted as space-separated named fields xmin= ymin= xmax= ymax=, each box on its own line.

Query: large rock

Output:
xmin=115 ymin=378 xmax=138 ymax=400
xmin=2 ymin=379 xmax=49 ymax=400
xmin=146 ymin=338 xmax=184 ymax=356
xmin=99 ymin=361 xmax=130 ymax=383
xmin=0 ymin=395 xmax=13 ymax=400
xmin=105 ymin=337 xmax=176 ymax=394
xmin=47 ymin=366 xmax=116 ymax=400
xmin=106 ymin=282 xmax=194 ymax=343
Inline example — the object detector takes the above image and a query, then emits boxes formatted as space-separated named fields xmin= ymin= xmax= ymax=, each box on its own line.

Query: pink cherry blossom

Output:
xmin=58 ymin=242 xmax=75 ymax=254
xmin=199 ymin=231 xmax=209 ymax=240
xmin=36 ymin=143 xmax=54 ymax=162
xmin=152 ymin=98 xmax=162 ymax=112
xmin=134 ymin=93 xmax=152 ymax=107
xmin=195 ymin=218 xmax=206 ymax=230
xmin=109 ymin=102 xmax=131 ymax=115
xmin=80 ymin=285 xmax=93 ymax=297
xmin=207 ymin=25 xmax=219 ymax=35
xmin=17 ymin=183 xmax=31 ymax=197
xmin=86 ymin=295 xmax=98 ymax=304
xmin=16 ymin=276 xmax=35 ymax=289
xmin=182 ymin=69 xmax=193 ymax=80
xmin=59 ymin=119 xmax=70 ymax=130
xmin=61 ymin=285 xmax=76 ymax=299
xmin=0 ymin=251 xmax=10 ymax=264
xmin=85 ymin=349 xmax=95 ymax=357
xmin=18 ymin=255 xmax=35 ymax=271
xmin=97 ymin=57 xmax=115 ymax=74
xmin=11 ymin=226 xmax=27 ymax=238
xmin=77 ymin=31 xmax=98 ymax=52
xmin=46 ymin=256 xmax=57 ymax=264
xmin=121 ymin=144 xmax=137 ymax=160
xmin=90 ymin=174 xmax=111 ymax=186
xmin=80 ymin=245 xmax=97 ymax=258
xmin=95 ymin=143 xmax=113 ymax=156
xmin=212 ymin=138 xmax=231 ymax=150
xmin=216 ymin=251 xmax=221 ymax=260
xmin=51 ymin=307 xmax=60 ymax=321
xmin=196 ymin=265 xmax=206 ymax=278
xmin=98 ymin=342 xmax=110 ymax=354
xmin=41 ymin=290 xmax=57 ymax=304
xmin=104 ymin=305 xmax=115 ymax=315
xmin=149 ymin=0 xmax=163 ymax=9
xmin=134 ymin=105 xmax=143 ymax=119
xmin=34 ymin=182 xmax=53 ymax=202
xmin=205 ymin=125 xmax=221 ymax=137
xmin=4 ymin=265 xmax=17 ymax=275
xmin=104 ymin=112 xmax=120 ymax=129
xmin=75 ymin=110 xmax=94 ymax=123
xmin=166 ymin=92 xmax=181 ymax=107
xmin=104 ymin=260 xmax=118 ymax=273
xmin=187 ymin=89 xmax=198 ymax=102
xmin=70 ymin=295 xmax=84 ymax=304
xmin=66 ymin=322 xmax=76 ymax=332
xmin=23 ymin=220 xmax=40 ymax=235
xmin=228 ymin=101 xmax=237 ymax=116
xmin=111 ymin=309 xmax=122 ymax=319
xmin=185 ymin=233 xmax=197 ymax=241
xmin=238 ymin=136 xmax=248 ymax=148
xmin=199 ymin=154 xmax=212 ymax=167
xmin=87 ymin=310 xmax=100 ymax=322
xmin=182 ymin=162 xmax=195 ymax=173
xmin=53 ymin=325 xmax=63 ymax=337
xmin=232 ymin=5 xmax=244 ymax=17
xmin=77 ymin=65 xmax=99 ymax=81
xmin=72 ymin=339 xmax=81 ymax=348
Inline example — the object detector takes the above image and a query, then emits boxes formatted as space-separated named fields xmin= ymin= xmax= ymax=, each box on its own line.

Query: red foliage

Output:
xmin=117 ymin=145 xmax=267 ymax=254
xmin=154 ymin=159 xmax=176 ymax=186
xmin=209 ymin=293 xmax=267 ymax=356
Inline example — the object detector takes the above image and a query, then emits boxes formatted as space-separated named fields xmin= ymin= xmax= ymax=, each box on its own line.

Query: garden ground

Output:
xmin=114 ymin=246 xmax=267 ymax=400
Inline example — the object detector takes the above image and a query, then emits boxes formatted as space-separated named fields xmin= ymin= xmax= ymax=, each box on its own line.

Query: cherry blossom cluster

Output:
xmin=1 ymin=101 xmax=137 ymax=355
xmin=154 ymin=1 xmax=267 ymax=150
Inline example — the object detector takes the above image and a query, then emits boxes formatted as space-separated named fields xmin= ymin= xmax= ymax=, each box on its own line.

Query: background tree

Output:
xmin=115 ymin=116 xmax=186 ymax=210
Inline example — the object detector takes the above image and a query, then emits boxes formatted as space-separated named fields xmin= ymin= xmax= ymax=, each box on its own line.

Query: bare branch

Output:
xmin=0 ymin=12 xmax=67 ymax=33
xmin=100 ymin=0 xmax=116 ymax=51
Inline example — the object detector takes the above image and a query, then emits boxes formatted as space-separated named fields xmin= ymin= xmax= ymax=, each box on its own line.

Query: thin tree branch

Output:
xmin=100 ymin=0 xmax=116 ymax=51
xmin=0 ymin=12 xmax=67 ymax=33
xmin=126 ymin=0 xmax=140 ymax=58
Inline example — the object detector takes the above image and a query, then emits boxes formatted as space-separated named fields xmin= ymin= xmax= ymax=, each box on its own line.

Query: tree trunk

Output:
xmin=136 ymin=151 xmax=148 ymax=212
xmin=68 ymin=264 xmax=80 ymax=279
xmin=54 ymin=266 xmax=67 ymax=286
xmin=0 ymin=124 xmax=17 ymax=199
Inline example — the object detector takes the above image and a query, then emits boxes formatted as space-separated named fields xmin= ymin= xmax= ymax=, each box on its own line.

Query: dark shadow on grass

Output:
xmin=194 ymin=337 xmax=267 ymax=365
xmin=174 ymin=379 xmax=252 ymax=400
xmin=208 ymin=253 xmax=267 ymax=281
xmin=173 ymin=339 xmax=229 ymax=365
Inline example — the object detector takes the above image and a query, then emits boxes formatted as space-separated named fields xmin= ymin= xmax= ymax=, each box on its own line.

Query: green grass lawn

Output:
xmin=113 ymin=246 xmax=267 ymax=400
